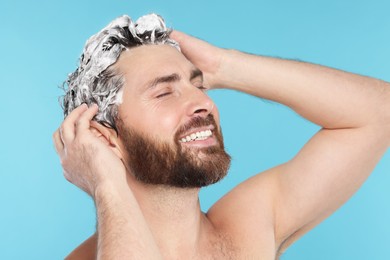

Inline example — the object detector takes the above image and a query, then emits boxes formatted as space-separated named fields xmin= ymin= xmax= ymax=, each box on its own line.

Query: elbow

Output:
xmin=385 ymin=114 xmax=390 ymax=147
xmin=382 ymin=81 xmax=390 ymax=145
xmin=384 ymin=120 xmax=390 ymax=147
xmin=370 ymin=80 xmax=390 ymax=146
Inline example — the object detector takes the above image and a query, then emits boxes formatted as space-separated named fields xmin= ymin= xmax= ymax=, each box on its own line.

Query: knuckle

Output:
xmin=52 ymin=130 xmax=57 ymax=140
xmin=75 ymin=119 xmax=84 ymax=129
xmin=60 ymin=120 xmax=67 ymax=129
xmin=60 ymin=158 xmax=67 ymax=167
xmin=63 ymin=172 xmax=72 ymax=183
xmin=59 ymin=126 xmax=65 ymax=137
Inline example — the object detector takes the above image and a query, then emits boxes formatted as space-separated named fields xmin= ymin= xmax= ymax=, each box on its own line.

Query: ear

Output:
xmin=90 ymin=121 xmax=124 ymax=160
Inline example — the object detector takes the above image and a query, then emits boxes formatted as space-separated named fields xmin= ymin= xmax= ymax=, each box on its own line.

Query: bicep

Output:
xmin=65 ymin=233 xmax=97 ymax=260
xmin=274 ymin=126 xmax=389 ymax=248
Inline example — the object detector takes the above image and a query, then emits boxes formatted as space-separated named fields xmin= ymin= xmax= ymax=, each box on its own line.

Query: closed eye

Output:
xmin=156 ymin=92 xmax=172 ymax=98
xmin=197 ymin=86 xmax=208 ymax=92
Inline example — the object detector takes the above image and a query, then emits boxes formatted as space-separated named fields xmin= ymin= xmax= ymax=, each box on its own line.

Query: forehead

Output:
xmin=115 ymin=44 xmax=195 ymax=91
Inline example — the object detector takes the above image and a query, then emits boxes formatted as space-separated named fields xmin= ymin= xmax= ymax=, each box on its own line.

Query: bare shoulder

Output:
xmin=65 ymin=233 xmax=97 ymax=260
xmin=207 ymin=165 xmax=284 ymax=226
xmin=207 ymin=165 xmax=286 ymax=256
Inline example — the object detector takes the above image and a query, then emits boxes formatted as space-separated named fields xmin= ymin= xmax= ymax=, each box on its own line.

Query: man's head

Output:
xmin=62 ymin=14 xmax=231 ymax=188
xmin=62 ymin=14 xmax=179 ymax=131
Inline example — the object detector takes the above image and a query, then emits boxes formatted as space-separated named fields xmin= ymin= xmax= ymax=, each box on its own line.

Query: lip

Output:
xmin=180 ymin=134 xmax=218 ymax=148
xmin=178 ymin=125 xmax=215 ymax=140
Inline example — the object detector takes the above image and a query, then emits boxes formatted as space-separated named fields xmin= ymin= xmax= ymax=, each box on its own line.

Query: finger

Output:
xmin=52 ymin=128 xmax=64 ymax=155
xmin=170 ymin=30 xmax=221 ymax=81
xmin=170 ymin=30 xmax=212 ymax=58
xmin=61 ymin=104 xmax=88 ymax=142
xmin=170 ymin=30 xmax=198 ymax=45
xmin=75 ymin=103 xmax=99 ymax=133
xmin=170 ymin=30 xmax=198 ymax=53
xmin=169 ymin=30 xmax=187 ymax=44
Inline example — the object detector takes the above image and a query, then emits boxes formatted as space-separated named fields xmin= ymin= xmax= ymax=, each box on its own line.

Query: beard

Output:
xmin=116 ymin=114 xmax=231 ymax=188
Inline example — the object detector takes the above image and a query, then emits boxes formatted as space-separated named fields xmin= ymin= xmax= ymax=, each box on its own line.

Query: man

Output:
xmin=53 ymin=13 xmax=390 ymax=259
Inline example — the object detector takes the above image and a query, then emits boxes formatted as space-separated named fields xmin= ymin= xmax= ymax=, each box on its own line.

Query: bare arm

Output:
xmin=171 ymin=31 xmax=390 ymax=251
xmin=219 ymin=50 xmax=390 ymax=130
xmin=53 ymin=105 xmax=162 ymax=259
xmin=65 ymin=233 xmax=97 ymax=260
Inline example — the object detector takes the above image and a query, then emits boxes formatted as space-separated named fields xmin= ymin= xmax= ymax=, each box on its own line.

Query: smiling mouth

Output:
xmin=179 ymin=129 xmax=213 ymax=143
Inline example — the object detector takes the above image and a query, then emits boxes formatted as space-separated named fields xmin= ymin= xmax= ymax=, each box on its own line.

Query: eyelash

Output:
xmin=155 ymin=86 xmax=207 ymax=99
xmin=156 ymin=92 xmax=172 ymax=98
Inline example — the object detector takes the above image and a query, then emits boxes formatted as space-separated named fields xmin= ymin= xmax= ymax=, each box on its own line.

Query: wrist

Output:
xmin=212 ymin=49 xmax=241 ymax=89
xmin=93 ymin=179 xmax=132 ymax=202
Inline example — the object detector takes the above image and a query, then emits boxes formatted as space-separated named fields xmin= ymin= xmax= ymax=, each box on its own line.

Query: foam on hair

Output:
xmin=61 ymin=13 xmax=179 ymax=130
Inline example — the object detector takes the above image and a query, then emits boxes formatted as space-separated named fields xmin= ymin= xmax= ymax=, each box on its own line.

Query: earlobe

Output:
xmin=90 ymin=121 xmax=124 ymax=160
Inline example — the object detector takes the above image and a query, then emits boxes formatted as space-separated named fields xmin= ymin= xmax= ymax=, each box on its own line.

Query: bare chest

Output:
xmin=196 ymin=230 xmax=277 ymax=260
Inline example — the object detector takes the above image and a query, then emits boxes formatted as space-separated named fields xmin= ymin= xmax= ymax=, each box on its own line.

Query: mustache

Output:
xmin=175 ymin=114 xmax=218 ymax=139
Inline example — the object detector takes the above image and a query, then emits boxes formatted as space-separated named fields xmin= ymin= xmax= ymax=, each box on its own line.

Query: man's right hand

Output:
xmin=52 ymin=104 xmax=127 ymax=198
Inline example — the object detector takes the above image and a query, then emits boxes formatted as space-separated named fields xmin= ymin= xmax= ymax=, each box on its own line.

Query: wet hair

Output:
xmin=61 ymin=14 xmax=179 ymax=132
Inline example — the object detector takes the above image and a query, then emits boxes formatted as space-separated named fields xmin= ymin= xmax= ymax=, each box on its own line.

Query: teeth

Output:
xmin=180 ymin=129 xmax=213 ymax=143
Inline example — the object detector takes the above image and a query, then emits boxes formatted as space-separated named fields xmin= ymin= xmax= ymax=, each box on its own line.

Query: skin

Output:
xmin=53 ymin=31 xmax=390 ymax=259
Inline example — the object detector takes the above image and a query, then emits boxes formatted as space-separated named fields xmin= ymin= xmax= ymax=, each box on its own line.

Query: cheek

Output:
xmin=135 ymin=106 xmax=182 ymax=142
xmin=156 ymin=111 xmax=181 ymax=139
xmin=213 ymin=107 xmax=220 ymax=120
xmin=212 ymin=107 xmax=221 ymax=126
xmin=120 ymin=93 xmax=186 ymax=141
xmin=148 ymin=101 xmax=184 ymax=132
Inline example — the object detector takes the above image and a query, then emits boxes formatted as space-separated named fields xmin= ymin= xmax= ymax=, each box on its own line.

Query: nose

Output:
xmin=184 ymin=87 xmax=215 ymax=118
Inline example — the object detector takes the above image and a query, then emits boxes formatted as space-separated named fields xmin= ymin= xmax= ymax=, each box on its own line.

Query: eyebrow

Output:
xmin=146 ymin=73 xmax=181 ymax=90
xmin=190 ymin=68 xmax=203 ymax=81
xmin=144 ymin=68 xmax=203 ymax=91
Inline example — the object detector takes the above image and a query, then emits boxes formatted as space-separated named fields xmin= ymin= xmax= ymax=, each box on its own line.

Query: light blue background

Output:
xmin=1 ymin=0 xmax=389 ymax=259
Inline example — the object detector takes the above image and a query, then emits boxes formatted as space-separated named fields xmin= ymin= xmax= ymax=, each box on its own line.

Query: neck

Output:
xmin=126 ymin=174 xmax=209 ymax=257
